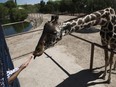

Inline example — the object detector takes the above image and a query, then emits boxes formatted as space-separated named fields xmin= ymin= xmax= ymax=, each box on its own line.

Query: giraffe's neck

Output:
xmin=61 ymin=7 xmax=115 ymax=35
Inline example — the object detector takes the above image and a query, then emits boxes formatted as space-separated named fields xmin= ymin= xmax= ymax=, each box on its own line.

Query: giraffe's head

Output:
xmin=33 ymin=15 xmax=62 ymax=58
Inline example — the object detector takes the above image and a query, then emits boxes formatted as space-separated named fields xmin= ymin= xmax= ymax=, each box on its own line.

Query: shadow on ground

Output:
xmin=56 ymin=69 xmax=108 ymax=87
xmin=44 ymin=53 xmax=108 ymax=87
xmin=76 ymin=27 xmax=100 ymax=34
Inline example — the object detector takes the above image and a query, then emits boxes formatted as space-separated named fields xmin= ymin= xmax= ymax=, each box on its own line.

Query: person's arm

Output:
xmin=8 ymin=66 xmax=24 ymax=84
xmin=8 ymin=57 xmax=32 ymax=84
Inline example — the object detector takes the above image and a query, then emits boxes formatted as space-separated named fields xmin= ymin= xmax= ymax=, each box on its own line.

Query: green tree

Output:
xmin=85 ymin=0 xmax=116 ymax=13
xmin=4 ymin=0 xmax=16 ymax=9
xmin=0 ymin=4 xmax=9 ymax=23
xmin=59 ymin=0 xmax=76 ymax=14
xmin=10 ymin=8 xmax=28 ymax=22
xmin=4 ymin=1 xmax=17 ymax=22
xmin=39 ymin=0 xmax=46 ymax=13
xmin=59 ymin=0 xmax=67 ymax=13
xmin=45 ymin=1 xmax=55 ymax=13
xmin=53 ymin=1 xmax=60 ymax=13
xmin=21 ymin=4 xmax=38 ymax=13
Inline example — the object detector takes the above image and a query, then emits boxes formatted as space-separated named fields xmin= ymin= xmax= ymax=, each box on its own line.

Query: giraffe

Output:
xmin=60 ymin=7 xmax=116 ymax=83
xmin=33 ymin=15 xmax=62 ymax=58
xmin=33 ymin=7 xmax=116 ymax=83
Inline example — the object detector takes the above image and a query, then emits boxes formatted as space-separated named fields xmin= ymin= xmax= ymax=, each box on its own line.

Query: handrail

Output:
xmin=69 ymin=33 xmax=116 ymax=71
xmin=69 ymin=34 xmax=116 ymax=54
xmin=5 ymin=29 xmax=43 ymax=38
xmin=1 ymin=21 xmax=25 ymax=27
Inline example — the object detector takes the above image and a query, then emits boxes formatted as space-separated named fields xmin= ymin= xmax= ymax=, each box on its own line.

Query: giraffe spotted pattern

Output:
xmin=33 ymin=7 xmax=116 ymax=83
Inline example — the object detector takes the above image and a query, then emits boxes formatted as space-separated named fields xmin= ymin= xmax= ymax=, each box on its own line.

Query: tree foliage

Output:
xmin=0 ymin=4 xmax=9 ymax=23
xmin=4 ymin=0 xmax=16 ymax=9
xmin=10 ymin=8 xmax=28 ymax=22
xmin=0 ymin=1 xmax=28 ymax=24
xmin=0 ymin=0 xmax=116 ymax=24
xmin=39 ymin=0 xmax=46 ymax=13
xmin=21 ymin=4 xmax=38 ymax=13
xmin=36 ymin=0 xmax=116 ymax=14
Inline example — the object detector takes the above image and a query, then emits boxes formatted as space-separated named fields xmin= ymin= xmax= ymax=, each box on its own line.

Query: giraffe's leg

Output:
xmin=113 ymin=61 xmax=116 ymax=70
xmin=101 ymin=39 xmax=109 ymax=80
xmin=107 ymin=51 xmax=114 ymax=84
xmin=103 ymin=48 xmax=109 ymax=80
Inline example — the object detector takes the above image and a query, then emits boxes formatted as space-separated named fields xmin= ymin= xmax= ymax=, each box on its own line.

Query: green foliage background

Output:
xmin=0 ymin=0 xmax=116 ymax=24
xmin=0 ymin=4 xmax=9 ymax=23
xmin=37 ymin=0 xmax=116 ymax=14
xmin=10 ymin=8 xmax=28 ymax=22
xmin=0 ymin=1 xmax=28 ymax=24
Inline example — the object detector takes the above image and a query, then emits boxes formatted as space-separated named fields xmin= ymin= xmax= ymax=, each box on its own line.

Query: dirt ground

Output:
xmin=6 ymin=14 xmax=116 ymax=87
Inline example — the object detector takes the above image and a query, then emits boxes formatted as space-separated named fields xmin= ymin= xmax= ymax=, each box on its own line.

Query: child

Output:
xmin=7 ymin=56 xmax=32 ymax=84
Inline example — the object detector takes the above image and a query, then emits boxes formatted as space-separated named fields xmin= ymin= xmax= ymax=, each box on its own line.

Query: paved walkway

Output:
xmin=13 ymin=46 xmax=106 ymax=87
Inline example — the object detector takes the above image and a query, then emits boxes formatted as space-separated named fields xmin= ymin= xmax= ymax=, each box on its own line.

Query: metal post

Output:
xmin=90 ymin=43 xmax=95 ymax=71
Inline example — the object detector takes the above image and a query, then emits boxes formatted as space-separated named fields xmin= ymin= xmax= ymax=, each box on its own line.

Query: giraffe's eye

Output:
xmin=80 ymin=25 xmax=83 ymax=28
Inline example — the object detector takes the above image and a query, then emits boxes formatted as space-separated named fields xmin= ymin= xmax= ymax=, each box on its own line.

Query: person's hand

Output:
xmin=20 ymin=56 xmax=32 ymax=70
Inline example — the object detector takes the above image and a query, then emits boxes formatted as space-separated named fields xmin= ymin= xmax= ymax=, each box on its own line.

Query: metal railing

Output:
xmin=3 ymin=24 xmax=116 ymax=72
xmin=69 ymin=34 xmax=116 ymax=71
xmin=1 ymin=21 xmax=25 ymax=27
xmin=2 ymin=13 xmax=43 ymax=38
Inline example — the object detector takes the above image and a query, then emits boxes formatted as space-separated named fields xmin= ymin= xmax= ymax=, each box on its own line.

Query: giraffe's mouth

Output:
xmin=33 ymin=50 xmax=44 ymax=59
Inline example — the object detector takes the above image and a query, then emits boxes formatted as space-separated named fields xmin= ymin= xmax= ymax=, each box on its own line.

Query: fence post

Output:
xmin=90 ymin=43 xmax=95 ymax=71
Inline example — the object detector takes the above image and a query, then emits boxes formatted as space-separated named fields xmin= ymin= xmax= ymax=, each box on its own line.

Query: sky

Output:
xmin=0 ymin=0 xmax=48 ymax=5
